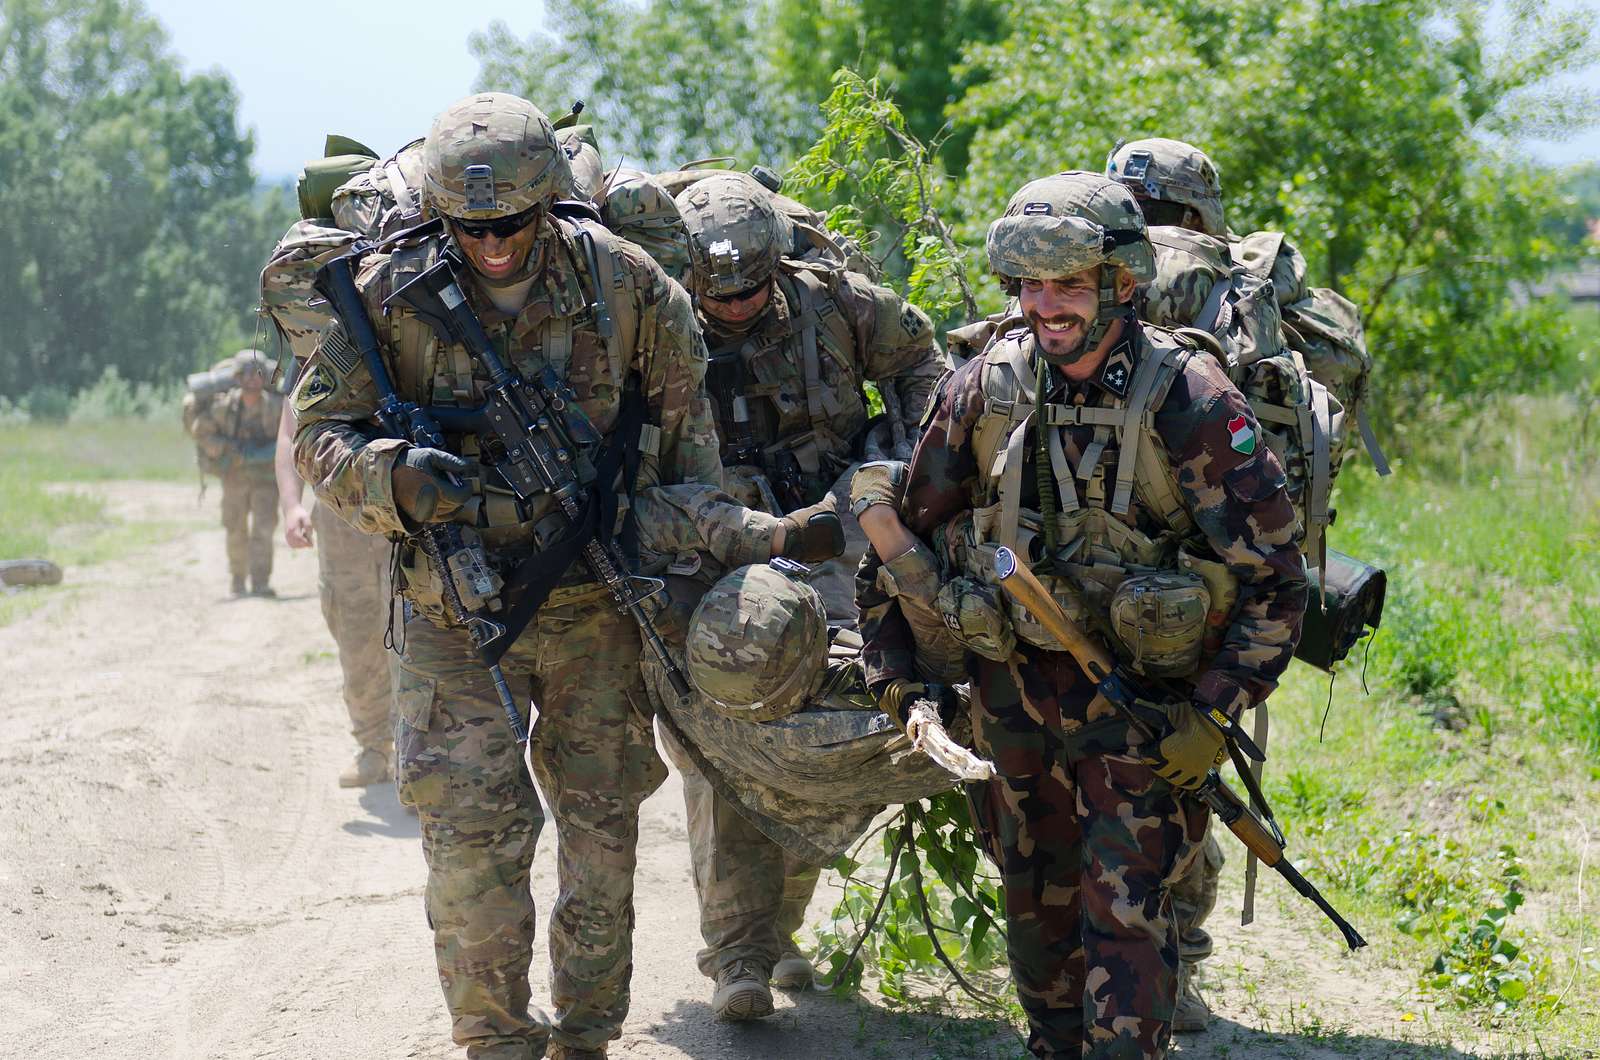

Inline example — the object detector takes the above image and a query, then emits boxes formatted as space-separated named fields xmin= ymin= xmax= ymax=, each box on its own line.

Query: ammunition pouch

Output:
xmin=1295 ymin=549 xmax=1386 ymax=671
xmin=1108 ymin=572 xmax=1210 ymax=678
xmin=934 ymin=577 xmax=1016 ymax=663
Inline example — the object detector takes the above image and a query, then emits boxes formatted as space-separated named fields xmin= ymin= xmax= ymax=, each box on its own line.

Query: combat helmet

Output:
xmin=422 ymin=93 xmax=571 ymax=221
xmin=557 ymin=126 xmax=607 ymax=206
xmin=232 ymin=348 xmax=273 ymax=381
xmin=676 ymin=174 xmax=790 ymax=297
xmin=686 ymin=563 xmax=828 ymax=723
xmin=987 ymin=170 xmax=1155 ymax=348
xmin=1106 ymin=137 xmax=1225 ymax=238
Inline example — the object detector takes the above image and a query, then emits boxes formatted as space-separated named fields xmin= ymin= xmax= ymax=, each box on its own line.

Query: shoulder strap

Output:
xmin=1195 ymin=275 xmax=1232 ymax=335
xmin=383 ymin=160 xmax=421 ymax=225
xmin=786 ymin=269 xmax=832 ymax=431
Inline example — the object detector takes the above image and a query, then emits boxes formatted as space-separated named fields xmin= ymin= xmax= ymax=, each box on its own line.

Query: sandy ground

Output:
xmin=0 ymin=481 xmax=1504 ymax=1060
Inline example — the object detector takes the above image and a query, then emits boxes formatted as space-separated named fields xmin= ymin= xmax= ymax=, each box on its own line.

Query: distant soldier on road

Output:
xmin=274 ymin=391 xmax=395 ymax=789
xmin=188 ymin=349 xmax=282 ymax=597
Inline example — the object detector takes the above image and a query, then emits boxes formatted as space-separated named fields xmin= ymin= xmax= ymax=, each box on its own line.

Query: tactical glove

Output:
xmin=778 ymin=493 xmax=845 ymax=564
xmin=876 ymin=677 xmax=959 ymax=730
xmin=391 ymin=447 xmax=472 ymax=525
xmin=849 ymin=460 xmax=907 ymax=518
xmin=1146 ymin=702 xmax=1227 ymax=790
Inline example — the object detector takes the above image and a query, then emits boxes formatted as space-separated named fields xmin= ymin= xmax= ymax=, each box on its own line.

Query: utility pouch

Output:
xmin=1295 ymin=549 xmax=1386 ymax=671
xmin=934 ymin=576 xmax=1016 ymax=663
xmin=1178 ymin=547 xmax=1242 ymax=657
xmin=1108 ymin=572 xmax=1211 ymax=678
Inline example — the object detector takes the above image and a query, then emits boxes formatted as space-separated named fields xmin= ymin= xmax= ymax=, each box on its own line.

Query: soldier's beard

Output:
xmin=1027 ymin=310 xmax=1091 ymax=366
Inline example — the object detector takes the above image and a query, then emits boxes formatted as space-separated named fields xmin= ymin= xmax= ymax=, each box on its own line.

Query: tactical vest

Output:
xmin=957 ymin=325 xmax=1241 ymax=678
xmin=706 ymin=261 xmax=871 ymax=505
xmin=373 ymin=219 xmax=657 ymax=621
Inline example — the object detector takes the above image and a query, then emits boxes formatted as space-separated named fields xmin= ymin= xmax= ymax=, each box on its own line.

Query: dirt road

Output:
xmin=0 ymin=481 xmax=1490 ymax=1059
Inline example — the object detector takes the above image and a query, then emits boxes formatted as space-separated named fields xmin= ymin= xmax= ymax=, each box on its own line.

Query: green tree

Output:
xmin=952 ymin=0 xmax=1599 ymax=412
xmin=0 ymin=0 xmax=292 ymax=399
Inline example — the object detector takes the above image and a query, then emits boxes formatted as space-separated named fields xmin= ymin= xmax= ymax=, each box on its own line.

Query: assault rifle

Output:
xmin=386 ymin=249 xmax=694 ymax=706
xmin=993 ymin=545 xmax=1367 ymax=951
xmin=313 ymin=251 xmax=524 ymax=739
xmin=704 ymin=346 xmax=807 ymax=514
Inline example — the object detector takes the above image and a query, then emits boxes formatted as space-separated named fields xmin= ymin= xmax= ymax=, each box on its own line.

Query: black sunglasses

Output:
xmin=450 ymin=206 xmax=542 ymax=240
xmin=704 ymin=279 xmax=769 ymax=303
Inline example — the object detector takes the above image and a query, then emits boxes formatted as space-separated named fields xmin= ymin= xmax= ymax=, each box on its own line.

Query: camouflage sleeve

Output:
xmin=1159 ymin=356 xmax=1308 ymax=719
xmin=859 ymin=363 xmax=980 ymax=690
xmin=630 ymin=265 xmax=780 ymax=568
xmin=856 ymin=548 xmax=919 ymax=696
xmin=901 ymin=361 xmax=981 ymax=539
xmin=841 ymin=273 xmax=946 ymax=433
xmin=289 ymin=254 xmax=409 ymax=536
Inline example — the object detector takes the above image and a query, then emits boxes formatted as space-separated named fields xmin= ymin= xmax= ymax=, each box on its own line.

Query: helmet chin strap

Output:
xmin=1082 ymin=264 xmax=1122 ymax=349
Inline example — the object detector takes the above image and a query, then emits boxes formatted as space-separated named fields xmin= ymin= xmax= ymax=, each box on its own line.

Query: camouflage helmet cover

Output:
xmin=422 ymin=93 xmax=571 ymax=220
xmin=986 ymin=170 xmax=1156 ymax=287
xmin=557 ymin=125 xmax=606 ymax=206
xmin=1107 ymin=137 xmax=1225 ymax=238
xmin=675 ymin=174 xmax=790 ymax=297
xmin=232 ymin=348 xmax=273 ymax=378
xmin=686 ymin=563 xmax=828 ymax=723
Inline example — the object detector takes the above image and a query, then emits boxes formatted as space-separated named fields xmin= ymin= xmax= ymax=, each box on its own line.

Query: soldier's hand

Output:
xmin=283 ymin=505 xmax=314 ymax=549
xmin=849 ymin=460 xmax=907 ymax=518
xmin=877 ymin=678 xmax=927 ymax=729
xmin=1146 ymin=702 xmax=1226 ymax=790
xmin=392 ymin=447 xmax=472 ymax=525
xmin=778 ymin=493 xmax=845 ymax=564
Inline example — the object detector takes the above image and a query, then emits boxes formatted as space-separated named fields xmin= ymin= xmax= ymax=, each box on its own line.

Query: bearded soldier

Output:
xmin=657 ymin=173 xmax=944 ymax=1019
xmin=190 ymin=349 xmax=282 ymax=597
xmin=289 ymin=92 xmax=807 ymax=1060
xmin=860 ymin=171 xmax=1306 ymax=1058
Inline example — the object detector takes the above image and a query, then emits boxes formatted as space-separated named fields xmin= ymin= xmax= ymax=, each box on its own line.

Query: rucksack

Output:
xmin=182 ymin=356 xmax=241 ymax=476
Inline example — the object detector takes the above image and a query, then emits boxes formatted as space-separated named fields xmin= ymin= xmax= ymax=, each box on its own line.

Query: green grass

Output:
xmin=1249 ymin=394 xmax=1600 ymax=1049
xmin=0 ymin=419 xmax=198 ymax=625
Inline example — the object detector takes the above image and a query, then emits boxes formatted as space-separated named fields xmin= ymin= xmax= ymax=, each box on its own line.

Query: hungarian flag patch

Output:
xmin=1227 ymin=413 xmax=1257 ymax=455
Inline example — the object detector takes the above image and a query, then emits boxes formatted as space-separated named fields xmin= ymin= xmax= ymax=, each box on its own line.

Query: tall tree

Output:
xmin=0 ymin=0 xmax=291 ymax=398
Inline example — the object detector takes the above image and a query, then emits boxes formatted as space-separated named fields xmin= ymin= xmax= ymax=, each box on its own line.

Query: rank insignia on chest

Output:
xmin=1227 ymin=413 xmax=1257 ymax=455
xmin=1099 ymin=340 xmax=1134 ymax=398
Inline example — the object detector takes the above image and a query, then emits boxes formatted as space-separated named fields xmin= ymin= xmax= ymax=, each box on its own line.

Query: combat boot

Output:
xmin=339 ymin=747 xmax=393 ymax=788
xmin=231 ymin=576 xmax=247 ymax=596
xmin=771 ymin=939 xmax=815 ymax=990
xmin=546 ymin=1045 xmax=605 ymax=1060
xmin=1172 ymin=964 xmax=1211 ymax=1032
xmin=711 ymin=958 xmax=774 ymax=1020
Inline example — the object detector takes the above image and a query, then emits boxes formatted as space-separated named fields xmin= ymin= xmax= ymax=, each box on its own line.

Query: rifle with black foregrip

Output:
xmin=992 ymin=545 xmax=1367 ymax=951
xmin=312 ymin=251 xmax=528 ymax=740
xmin=385 ymin=248 xmax=694 ymax=705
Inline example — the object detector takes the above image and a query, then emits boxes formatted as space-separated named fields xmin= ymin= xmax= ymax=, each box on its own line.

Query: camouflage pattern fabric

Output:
xmin=862 ymin=313 xmax=1305 ymax=1058
xmin=421 ymin=93 xmax=570 ymax=220
xmin=193 ymin=387 xmax=282 ymax=585
xmin=1170 ymin=831 xmax=1224 ymax=971
xmin=987 ymin=171 xmax=1156 ymax=286
xmin=311 ymin=501 xmax=394 ymax=754
xmin=330 ymin=139 xmax=427 ymax=240
xmin=602 ymin=169 xmax=692 ymax=282
xmin=291 ymin=212 xmax=758 ymax=1052
xmin=685 ymin=563 xmax=829 ymax=723
xmin=1106 ymin=137 xmax=1226 ymax=239
xmin=393 ymin=592 xmax=665 ymax=1057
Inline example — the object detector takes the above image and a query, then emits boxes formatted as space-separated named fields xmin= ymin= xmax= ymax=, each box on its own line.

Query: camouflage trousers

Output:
xmin=220 ymin=467 xmax=277 ymax=585
xmin=312 ymin=502 xmax=394 ymax=754
xmin=1171 ymin=831 xmax=1223 ymax=976
xmin=660 ymin=727 xmax=821 ymax=977
xmin=967 ymin=651 xmax=1208 ymax=1060
xmin=394 ymin=587 xmax=667 ymax=1058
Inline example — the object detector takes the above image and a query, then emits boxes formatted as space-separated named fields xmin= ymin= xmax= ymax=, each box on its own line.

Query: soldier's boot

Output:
xmin=231 ymin=576 xmax=247 ymax=597
xmin=771 ymin=938 xmax=815 ymax=990
xmin=250 ymin=575 xmax=275 ymax=598
xmin=546 ymin=1046 xmax=605 ymax=1060
xmin=711 ymin=958 xmax=774 ymax=1021
xmin=1172 ymin=962 xmax=1211 ymax=1032
xmin=338 ymin=746 xmax=393 ymax=788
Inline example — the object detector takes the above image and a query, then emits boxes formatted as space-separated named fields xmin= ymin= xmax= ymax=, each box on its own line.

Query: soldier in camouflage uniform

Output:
xmin=192 ymin=349 xmax=282 ymax=596
xmin=859 ymin=172 xmax=1306 ymax=1058
xmin=274 ymin=392 xmax=396 ymax=788
xmin=1105 ymin=136 xmax=1248 ymax=1034
xmin=662 ymin=173 xmax=944 ymax=1018
xmin=290 ymin=93 xmax=794 ymax=1060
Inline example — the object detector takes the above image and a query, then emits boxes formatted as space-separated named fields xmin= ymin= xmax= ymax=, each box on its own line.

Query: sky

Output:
xmin=147 ymin=0 xmax=1596 ymax=183
xmin=147 ymin=0 xmax=551 ymax=180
